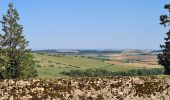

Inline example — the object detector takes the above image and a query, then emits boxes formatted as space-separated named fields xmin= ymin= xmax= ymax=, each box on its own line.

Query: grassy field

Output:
xmin=34 ymin=53 xmax=163 ymax=78
xmin=34 ymin=53 xmax=146 ymax=78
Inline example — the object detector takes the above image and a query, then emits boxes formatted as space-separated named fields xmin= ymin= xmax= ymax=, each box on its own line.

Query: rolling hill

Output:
xmin=33 ymin=53 xmax=158 ymax=78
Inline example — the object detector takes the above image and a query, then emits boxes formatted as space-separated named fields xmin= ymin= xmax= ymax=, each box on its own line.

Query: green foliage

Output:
xmin=158 ymin=3 xmax=170 ymax=75
xmin=0 ymin=3 xmax=37 ymax=79
xmin=61 ymin=68 xmax=164 ymax=77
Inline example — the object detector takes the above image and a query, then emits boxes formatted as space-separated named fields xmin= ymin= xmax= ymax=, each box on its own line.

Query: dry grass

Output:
xmin=108 ymin=54 xmax=162 ymax=69
xmin=0 ymin=76 xmax=170 ymax=99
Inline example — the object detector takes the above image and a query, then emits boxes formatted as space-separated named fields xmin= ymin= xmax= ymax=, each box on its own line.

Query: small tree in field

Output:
xmin=0 ymin=3 xmax=37 ymax=78
xmin=158 ymin=4 xmax=170 ymax=75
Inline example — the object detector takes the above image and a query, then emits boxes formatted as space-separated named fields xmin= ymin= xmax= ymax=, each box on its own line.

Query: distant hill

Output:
xmin=33 ymin=49 xmax=123 ymax=55
xmin=151 ymin=50 xmax=162 ymax=53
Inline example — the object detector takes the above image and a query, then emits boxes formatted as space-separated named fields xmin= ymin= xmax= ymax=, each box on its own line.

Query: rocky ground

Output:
xmin=0 ymin=76 xmax=170 ymax=100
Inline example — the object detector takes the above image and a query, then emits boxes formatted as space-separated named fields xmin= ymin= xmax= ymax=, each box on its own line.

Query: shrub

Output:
xmin=61 ymin=68 xmax=164 ymax=77
xmin=37 ymin=52 xmax=45 ymax=55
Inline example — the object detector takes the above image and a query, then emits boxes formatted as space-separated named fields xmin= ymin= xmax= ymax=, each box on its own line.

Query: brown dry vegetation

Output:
xmin=107 ymin=54 xmax=161 ymax=69
xmin=0 ymin=76 xmax=170 ymax=99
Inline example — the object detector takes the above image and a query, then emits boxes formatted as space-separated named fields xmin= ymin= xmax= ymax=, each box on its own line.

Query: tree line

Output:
xmin=61 ymin=68 xmax=164 ymax=77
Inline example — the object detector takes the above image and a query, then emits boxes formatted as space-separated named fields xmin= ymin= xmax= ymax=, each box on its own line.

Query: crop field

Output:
xmin=33 ymin=52 xmax=162 ymax=78
xmin=107 ymin=54 xmax=161 ymax=69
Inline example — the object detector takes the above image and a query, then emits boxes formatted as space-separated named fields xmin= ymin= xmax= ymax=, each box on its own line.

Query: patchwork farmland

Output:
xmin=33 ymin=50 xmax=162 ymax=78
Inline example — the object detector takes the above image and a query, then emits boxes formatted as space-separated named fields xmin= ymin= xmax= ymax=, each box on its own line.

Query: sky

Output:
xmin=0 ymin=0 xmax=169 ymax=50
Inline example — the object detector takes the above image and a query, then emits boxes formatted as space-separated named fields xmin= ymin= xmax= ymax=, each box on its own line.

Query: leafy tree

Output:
xmin=158 ymin=4 xmax=170 ymax=75
xmin=0 ymin=3 xmax=37 ymax=78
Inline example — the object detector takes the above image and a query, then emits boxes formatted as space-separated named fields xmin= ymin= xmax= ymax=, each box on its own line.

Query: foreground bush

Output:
xmin=0 ymin=77 xmax=170 ymax=99
xmin=61 ymin=68 xmax=164 ymax=77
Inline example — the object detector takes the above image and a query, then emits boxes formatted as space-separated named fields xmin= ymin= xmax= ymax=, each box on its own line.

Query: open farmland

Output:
xmin=33 ymin=51 xmax=162 ymax=78
xmin=107 ymin=54 xmax=161 ymax=69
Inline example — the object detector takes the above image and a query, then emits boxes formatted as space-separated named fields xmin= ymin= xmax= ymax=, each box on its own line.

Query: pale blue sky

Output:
xmin=0 ymin=0 xmax=169 ymax=50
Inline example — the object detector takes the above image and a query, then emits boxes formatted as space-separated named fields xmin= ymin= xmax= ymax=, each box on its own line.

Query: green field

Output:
xmin=34 ymin=53 xmax=145 ymax=78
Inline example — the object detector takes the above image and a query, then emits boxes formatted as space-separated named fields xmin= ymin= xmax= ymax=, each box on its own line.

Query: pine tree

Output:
xmin=0 ymin=3 xmax=37 ymax=78
xmin=158 ymin=4 xmax=170 ymax=75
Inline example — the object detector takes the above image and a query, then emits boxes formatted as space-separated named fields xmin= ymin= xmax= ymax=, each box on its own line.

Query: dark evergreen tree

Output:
xmin=0 ymin=3 xmax=37 ymax=78
xmin=158 ymin=4 xmax=170 ymax=75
